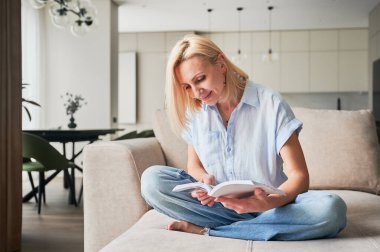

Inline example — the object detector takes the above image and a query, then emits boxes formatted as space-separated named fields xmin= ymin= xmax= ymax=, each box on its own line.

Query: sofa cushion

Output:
xmin=152 ymin=110 xmax=188 ymax=170
xmin=293 ymin=108 xmax=380 ymax=194
xmin=101 ymin=190 xmax=380 ymax=252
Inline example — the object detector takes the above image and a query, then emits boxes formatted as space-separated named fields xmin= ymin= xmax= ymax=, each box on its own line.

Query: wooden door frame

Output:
xmin=0 ymin=0 xmax=22 ymax=251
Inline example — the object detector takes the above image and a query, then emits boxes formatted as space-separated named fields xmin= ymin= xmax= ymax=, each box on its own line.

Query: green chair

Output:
xmin=113 ymin=130 xmax=138 ymax=140
xmin=22 ymin=132 xmax=77 ymax=214
xmin=136 ymin=129 xmax=155 ymax=138
xmin=113 ymin=129 xmax=155 ymax=141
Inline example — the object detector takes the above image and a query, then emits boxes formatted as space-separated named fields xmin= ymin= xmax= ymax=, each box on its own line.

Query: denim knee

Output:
xmin=141 ymin=165 xmax=165 ymax=202
xmin=318 ymin=193 xmax=347 ymax=236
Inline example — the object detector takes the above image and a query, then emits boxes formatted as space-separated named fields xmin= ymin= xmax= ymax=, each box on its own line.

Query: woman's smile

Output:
xmin=200 ymin=90 xmax=212 ymax=101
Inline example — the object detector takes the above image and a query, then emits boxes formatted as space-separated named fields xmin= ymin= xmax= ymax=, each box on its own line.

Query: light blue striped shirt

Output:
xmin=182 ymin=81 xmax=303 ymax=187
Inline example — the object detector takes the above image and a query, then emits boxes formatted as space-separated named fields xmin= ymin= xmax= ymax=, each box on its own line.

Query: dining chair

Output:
xmin=113 ymin=130 xmax=138 ymax=140
xmin=22 ymin=132 xmax=77 ymax=214
xmin=136 ymin=129 xmax=155 ymax=138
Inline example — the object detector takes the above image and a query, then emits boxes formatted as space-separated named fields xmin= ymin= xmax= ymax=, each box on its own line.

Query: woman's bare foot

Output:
xmin=167 ymin=220 xmax=204 ymax=235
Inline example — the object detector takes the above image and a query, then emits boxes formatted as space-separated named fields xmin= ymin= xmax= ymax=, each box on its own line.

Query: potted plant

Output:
xmin=22 ymin=83 xmax=40 ymax=121
xmin=62 ymin=92 xmax=87 ymax=129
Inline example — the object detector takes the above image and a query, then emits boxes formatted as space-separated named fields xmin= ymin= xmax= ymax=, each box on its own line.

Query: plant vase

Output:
xmin=68 ymin=114 xmax=77 ymax=129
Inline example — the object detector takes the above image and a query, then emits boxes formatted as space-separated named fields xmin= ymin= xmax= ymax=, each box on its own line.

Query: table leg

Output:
xmin=63 ymin=142 xmax=69 ymax=189
xmin=68 ymin=141 xmax=77 ymax=205
xmin=69 ymin=166 xmax=76 ymax=205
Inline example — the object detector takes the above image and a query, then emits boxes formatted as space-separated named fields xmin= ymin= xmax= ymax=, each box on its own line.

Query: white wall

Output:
xmin=33 ymin=0 xmax=119 ymax=173
xmin=369 ymin=2 xmax=380 ymax=109
xmin=43 ymin=0 xmax=113 ymax=130
xmin=21 ymin=2 xmax=45 ymax=129
xmin=119 ymin=28 xmax=369 ymax=132
xmin=118 ymin=32 xmax=192 ymax=133
xmin=204 ymin=29 xmax=368 ymax=93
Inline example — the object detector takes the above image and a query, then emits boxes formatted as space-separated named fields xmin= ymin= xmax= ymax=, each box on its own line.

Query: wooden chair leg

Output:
xmin=27 ymin=172 xmax=38 ymax=203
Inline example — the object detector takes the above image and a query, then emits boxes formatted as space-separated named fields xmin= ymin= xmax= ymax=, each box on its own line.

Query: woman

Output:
xmin=141 ymin=34 xmax=347 ymax=241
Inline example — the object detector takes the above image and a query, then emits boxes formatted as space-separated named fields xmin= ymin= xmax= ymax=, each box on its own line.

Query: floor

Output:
xmin=21 ymin=175 xmax=84 ymax=252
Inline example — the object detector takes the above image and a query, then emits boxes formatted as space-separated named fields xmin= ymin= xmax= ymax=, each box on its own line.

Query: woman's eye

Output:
xmin=195 ymin=76 xmax=205 ymax=83
xmin=183 ymin=85 xmax=191 ymax=90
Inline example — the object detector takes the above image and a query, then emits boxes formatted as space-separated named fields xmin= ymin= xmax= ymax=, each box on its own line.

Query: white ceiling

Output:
xmin=117 ymin=0 xmax=380 ymax=33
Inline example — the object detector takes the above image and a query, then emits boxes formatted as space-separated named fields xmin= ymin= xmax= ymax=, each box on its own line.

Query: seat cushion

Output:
xmin=101 ymin=190 xmax=380 ymax=252
xmin=23 ymin=160 xmax=49 ymax=172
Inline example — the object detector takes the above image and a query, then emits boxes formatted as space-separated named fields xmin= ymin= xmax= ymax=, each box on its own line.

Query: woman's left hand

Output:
xmin=214 ymin=188 xmax=275 ymax=214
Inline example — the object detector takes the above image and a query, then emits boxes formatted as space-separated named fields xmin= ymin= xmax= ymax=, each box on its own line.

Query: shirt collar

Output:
xmin=202 ymin=81 xmax=260 ymax=111
xmin=240 ymin=81 xmax=260 ymax=108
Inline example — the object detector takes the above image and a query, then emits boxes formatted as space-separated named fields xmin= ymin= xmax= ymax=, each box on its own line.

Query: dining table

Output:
xmin=23 ymin=128 xmax=123 ymax=205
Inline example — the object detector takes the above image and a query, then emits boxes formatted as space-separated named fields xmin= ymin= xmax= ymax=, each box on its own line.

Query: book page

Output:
xmin=209 ymin=182 xmax=256 ymax=198
xmin=209 ymin=180 xmax=285 ymax=197
xmin=172 ymin=182 xmax=213 ymax=193
xmin=172 ymin=180 xmax=284 ymax=198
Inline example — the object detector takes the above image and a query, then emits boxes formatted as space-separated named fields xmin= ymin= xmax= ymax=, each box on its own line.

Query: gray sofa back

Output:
xmin=153 ymin=108 xmax=380 ymax=194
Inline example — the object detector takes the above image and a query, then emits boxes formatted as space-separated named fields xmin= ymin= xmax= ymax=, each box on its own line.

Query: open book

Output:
xmin=172 ymin=180 xmax=285 ymax=198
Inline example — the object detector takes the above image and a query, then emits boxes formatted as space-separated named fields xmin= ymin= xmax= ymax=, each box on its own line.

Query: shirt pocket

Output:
xmin=198 ymin=131 xmax=222 ymax=168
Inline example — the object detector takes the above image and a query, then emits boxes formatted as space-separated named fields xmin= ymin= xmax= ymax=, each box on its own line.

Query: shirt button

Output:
xmin=227 ymin=147 xmax=231 ymax=152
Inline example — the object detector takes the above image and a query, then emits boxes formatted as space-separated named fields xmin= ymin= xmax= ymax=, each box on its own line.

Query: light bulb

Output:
xmin=262 ymin=49 xmax=279 ymax=62
xmin=51 ymin=14 xmax=70 ymax=29
xmin=49 ymin=3 xmax=70 ymax=28
xmin=64 ymin=0 xmax=77 ymax=10
xmin=78 ymin=0 xmax=98 ymax=18
xmin=27 ymin=0 xmax=47 ymax=9
xmin=270 ymin=52 xmax=279 ymax=61
xmin=85 ymin=17 xmax=99 ymax=30
xmin=71 ymin=20 xmax=89 ymax=37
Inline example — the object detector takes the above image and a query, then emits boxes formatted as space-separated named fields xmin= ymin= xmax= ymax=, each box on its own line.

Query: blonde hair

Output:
xmin=165 ymin=34 xmax=248 ymax=135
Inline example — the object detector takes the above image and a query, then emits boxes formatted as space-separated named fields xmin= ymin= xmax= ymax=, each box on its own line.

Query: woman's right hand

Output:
xmin=191 ymin=174 xmax=216 ymax=207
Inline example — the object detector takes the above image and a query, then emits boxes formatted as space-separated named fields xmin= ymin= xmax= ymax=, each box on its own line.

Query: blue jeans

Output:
xmin=141 ymin=165 xmax=347 ymax=241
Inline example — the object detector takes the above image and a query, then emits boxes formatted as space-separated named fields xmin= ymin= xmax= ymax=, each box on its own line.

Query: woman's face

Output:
xmin=175 ymin=56 xmax=226 ymax=106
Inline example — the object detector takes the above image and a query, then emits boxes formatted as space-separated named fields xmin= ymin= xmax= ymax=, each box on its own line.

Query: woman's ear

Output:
xmin=217 ymin=53 xmax=227 ymax=72
xmin=217 ymin=53 xmax=225 ymax=63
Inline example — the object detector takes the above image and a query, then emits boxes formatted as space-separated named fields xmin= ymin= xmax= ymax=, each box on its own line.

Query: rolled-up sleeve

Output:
xmin=275 ymin=100 xmax=303 ymax=154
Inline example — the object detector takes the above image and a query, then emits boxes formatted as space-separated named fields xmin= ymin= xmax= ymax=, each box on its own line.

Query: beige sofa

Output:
xmin=83 ymin=108 xmax=380 ymax=252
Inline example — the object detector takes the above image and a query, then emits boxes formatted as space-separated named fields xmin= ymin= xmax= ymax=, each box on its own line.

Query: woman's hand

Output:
xmin=215 ymin=133 xmax=310 ymax=214
xmin=214 ymin=188 xmax=275 ymax=214
xmin=191 ymin=174 xmax=216 ymax=207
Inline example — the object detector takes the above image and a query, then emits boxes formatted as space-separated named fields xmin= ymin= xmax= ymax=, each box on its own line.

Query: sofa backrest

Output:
xmin=153 ymin=108 xmax=380 ymax=194
xmin=293 ymin=107 xmax=380 ymax=194
xmin=152 ymin=110 xmax=188 ymax=170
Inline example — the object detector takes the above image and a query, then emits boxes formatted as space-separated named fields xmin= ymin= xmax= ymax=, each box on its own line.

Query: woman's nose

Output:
xmin=193 ymin=87 xmax=204 ymax=98
xmin=187 ymin=86 xmax=204 ymax=99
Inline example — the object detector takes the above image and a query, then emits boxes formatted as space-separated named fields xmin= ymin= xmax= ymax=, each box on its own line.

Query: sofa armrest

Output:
xmin=83 ymin=137 xmax=166 ymax=252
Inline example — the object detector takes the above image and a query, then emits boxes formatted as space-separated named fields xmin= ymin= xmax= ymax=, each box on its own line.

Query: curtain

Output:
xmin=0 ymin=0 xmax=23 ymax=251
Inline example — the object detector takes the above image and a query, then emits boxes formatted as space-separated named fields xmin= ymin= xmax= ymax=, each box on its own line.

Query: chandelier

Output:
xmin=28 ymin=0 xmax=98 ymax=37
